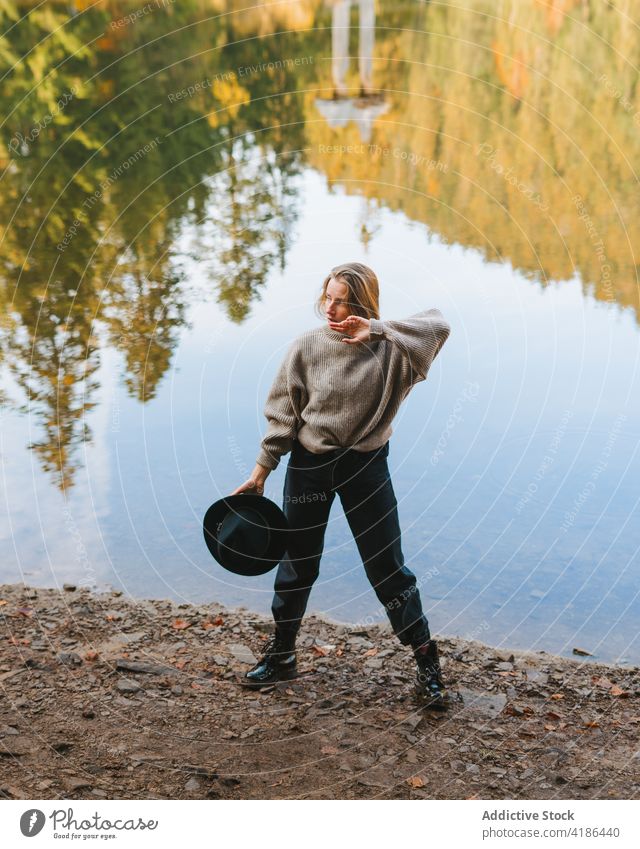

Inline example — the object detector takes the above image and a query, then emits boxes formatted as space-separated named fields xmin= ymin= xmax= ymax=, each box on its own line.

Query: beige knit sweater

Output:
xmin=256 ymin=308 xmax=451 ymax=470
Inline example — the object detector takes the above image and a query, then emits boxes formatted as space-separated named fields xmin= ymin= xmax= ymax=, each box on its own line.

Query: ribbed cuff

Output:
xmin=368 ymin=318 xmax=386 ymax=339
xmin=256 ymin=449 xmax=279 ymax=471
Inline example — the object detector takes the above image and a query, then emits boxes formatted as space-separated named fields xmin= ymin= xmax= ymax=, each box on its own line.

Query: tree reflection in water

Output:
xmin=0 ymin=0 xmax=638 ymax=489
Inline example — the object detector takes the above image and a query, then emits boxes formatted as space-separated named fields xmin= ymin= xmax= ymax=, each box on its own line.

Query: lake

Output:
xmin=1 ymin=0 xmax=638 ymax=663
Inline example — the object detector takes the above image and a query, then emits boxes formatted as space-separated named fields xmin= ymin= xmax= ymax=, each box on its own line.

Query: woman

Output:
xmin=232 ymin=262 xmax=451 ymax=709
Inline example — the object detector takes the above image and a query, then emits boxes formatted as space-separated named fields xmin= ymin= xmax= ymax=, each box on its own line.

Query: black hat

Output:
xmin=203 ymin=494 xmax=289 ymax=576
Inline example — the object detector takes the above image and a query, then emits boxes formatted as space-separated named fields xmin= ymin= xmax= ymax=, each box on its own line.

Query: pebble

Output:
xmin=116 ymin=678 xmax=142 ymax=694
xmin=457 ymin=688 xmax=507 ymax=717
xmin=227 ymin=644 xmax=257 ymax=665
xmin=115 ymin=659 xmax=175 ymax=676
xmin=66 ymin=778 xmax=92 ymax=792
xmin=57 ymin=652 xmax=82 ymax=666
xmin=0 ymin=737 xmax=32 ymax=756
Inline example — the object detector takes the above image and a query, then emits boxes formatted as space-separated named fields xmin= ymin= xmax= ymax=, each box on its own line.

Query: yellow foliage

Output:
xmin=207 ymin=77 xmax=251 ymax=126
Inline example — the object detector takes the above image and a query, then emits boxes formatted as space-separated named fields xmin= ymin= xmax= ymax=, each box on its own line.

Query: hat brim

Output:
xmin=203 ymin=494 xmax=289 ymax=576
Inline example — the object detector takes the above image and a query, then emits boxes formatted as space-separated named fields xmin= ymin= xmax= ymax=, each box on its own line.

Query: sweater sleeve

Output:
xmin=256 ymin=344 xmax=302 ymax=471
xmin=368 ymin=308 xmax=451 ymax=383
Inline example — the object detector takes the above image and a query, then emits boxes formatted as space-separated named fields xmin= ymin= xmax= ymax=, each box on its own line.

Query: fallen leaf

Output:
xmin=191 ymin=681 xmax=202 ymax=690
xmin=0 ymin=599 xmax=7 ymax=606
xmin=174 ymin=660 xmax=189 ymax=670
xmin=16 ymin=608 xmax=34 ymax=618
xmin=584 ymin=720 xmax=600 ymax=728
xmin=543 ymin=724 xmax=555 ymax=731
xmin=321 ymin=745 xmax=339 ymax=755
xmin=407 ymin=776 xmax=426 ymax=788
xmin=592 ymin=676 xmax=614 ymax=689
xmin=363 ymin=648 xmax=378 ymax=657
xmin=609 ymin=685 xmax=629 ymax=698
xmin=550 ymin=693 xmax=564 ymax=700
xmin=202 ymin=616 xmax=224 ymax=629
xmin=546 ymin=711 xmax=562 ymax=720
xmin=172 ymin=619 xmax=192 ymax=630
xmin=311 ymin=645 xmax=328 ymax=657
xmin=336 ymin=648 xmax=344 ymax=657
xmin=84 ymin=650 xmax=99 ymax=662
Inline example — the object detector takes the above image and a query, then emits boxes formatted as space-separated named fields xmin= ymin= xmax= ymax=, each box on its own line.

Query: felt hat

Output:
xmin=203 ymin=494 xmax=289 ymax=576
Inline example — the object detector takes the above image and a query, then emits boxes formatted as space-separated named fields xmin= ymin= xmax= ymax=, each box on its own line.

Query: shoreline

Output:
xmin=0 ymin=582 xmax=638 ymax=800
xmin=9 ymin=577 xmax=634 ymax=669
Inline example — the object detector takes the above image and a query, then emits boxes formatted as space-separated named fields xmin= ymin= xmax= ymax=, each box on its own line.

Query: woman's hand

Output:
xmin=328 ymin=315 xmax=371 ymax=344
xmin=231 ymin=463 xmax=271 ymax=495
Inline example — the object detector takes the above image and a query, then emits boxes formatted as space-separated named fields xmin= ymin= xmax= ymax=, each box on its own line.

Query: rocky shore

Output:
xmin=0 ymin=583 xmax=638 ymax=800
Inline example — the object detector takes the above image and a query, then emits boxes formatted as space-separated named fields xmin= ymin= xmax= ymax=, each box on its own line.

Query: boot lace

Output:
xmin=262 ymin=634 xmax=294 ymax=659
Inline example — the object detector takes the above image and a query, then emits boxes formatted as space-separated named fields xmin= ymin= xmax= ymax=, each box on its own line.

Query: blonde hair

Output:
xmin=314 ymin=262 xmax=380 ymax=321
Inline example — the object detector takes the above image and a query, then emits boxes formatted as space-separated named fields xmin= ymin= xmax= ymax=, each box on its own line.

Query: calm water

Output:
xmin=1 ymin=1 xmax=639 ymax=663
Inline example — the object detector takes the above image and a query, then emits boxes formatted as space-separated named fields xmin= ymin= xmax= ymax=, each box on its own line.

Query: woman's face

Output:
xmin=324 ymin=277 xmax=352 ymax=324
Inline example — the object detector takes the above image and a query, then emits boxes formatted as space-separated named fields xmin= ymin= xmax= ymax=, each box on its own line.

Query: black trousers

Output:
xmin=271 ymin=439 xmax=431 ymax=647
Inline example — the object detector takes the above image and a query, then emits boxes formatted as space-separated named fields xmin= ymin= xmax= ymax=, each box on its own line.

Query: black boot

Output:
xmin=242 ymin=628 xmax=298 ymax=688
xmin=413 ymin=639 xmax=449 ymax=711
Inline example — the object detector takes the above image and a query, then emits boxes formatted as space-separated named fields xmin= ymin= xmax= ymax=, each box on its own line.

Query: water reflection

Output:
xmin=315 ymin=0 xmax=389 ymax=141
xmin=0 ymin=1 xmax=638 ymax=661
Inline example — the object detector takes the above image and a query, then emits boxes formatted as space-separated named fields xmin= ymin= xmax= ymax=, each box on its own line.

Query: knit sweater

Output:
xmin=256 ymin=308 xmax=451 ymax=471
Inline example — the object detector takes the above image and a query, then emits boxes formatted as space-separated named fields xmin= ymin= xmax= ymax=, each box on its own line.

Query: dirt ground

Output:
xmin=0 ymin=583 xmax=638 ymax=800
